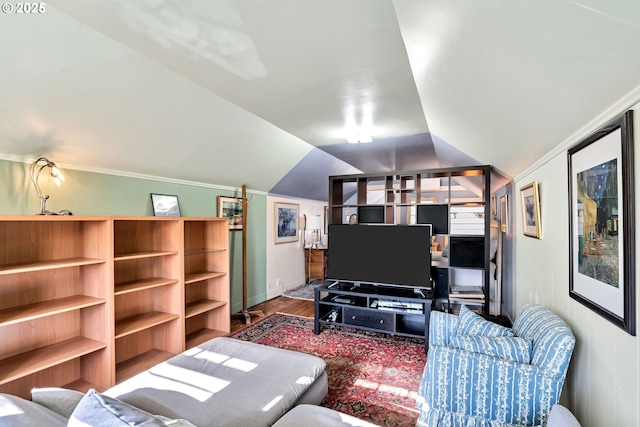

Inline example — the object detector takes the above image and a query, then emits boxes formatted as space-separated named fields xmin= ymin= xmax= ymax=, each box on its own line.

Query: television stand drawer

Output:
xmin=344 ymin=307 xmax=394 ymax=332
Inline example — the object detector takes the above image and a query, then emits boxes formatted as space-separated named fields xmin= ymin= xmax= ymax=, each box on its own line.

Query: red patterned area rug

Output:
xmin=231 ymin=313 xmax=426 ymax=427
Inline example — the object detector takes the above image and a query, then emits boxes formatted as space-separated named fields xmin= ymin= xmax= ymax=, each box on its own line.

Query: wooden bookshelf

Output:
xmin=112 ymin=217 xmax=183 ymax=381
xmin=0 ymin=216 xmax=112 ymax=399
xmin=0 ymin=216 xmax=231 ymax=398
xmin=183 ymin=218 xmax=230 ymax=349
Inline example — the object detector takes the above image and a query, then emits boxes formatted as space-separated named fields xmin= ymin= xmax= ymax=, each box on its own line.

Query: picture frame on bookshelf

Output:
xmin=275 ymin=202 xmax=299 ymax=244
xmin=568 ymin=110 xmax=635 ymax=335
xmin=519 ymin=182 xmax=541 ymax=238
xmin=217 ymin=196 xmax=243 ymax=230
xmin=150 ymin=193 xmax=181 ymax=217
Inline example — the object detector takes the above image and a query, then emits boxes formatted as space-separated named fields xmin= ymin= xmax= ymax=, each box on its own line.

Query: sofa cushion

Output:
xmin=31 ymin=387 xmax=84 ymax=418
xmin=0 ymin=392 xmax=67 ymax=427
xmin=105 ymin=337 xmax=327 ymax=427
xmin=454 ymin=305 xmax=513 ymax=339
xmin=449 ymin=335 xmax=532 ymax=364
xmin=68 ymin=389 xmax=196 ymax=427
xmin=273 ymin=404 xmax=378 ymax=427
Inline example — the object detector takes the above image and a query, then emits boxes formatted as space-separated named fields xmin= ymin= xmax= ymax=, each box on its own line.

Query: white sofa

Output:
xmin=0 ymin=337 xmax=327 ymax=427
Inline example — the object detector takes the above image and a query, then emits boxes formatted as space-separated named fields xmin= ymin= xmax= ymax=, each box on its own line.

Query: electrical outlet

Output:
xmin=276 ymin=278 xmax=280 ymax=288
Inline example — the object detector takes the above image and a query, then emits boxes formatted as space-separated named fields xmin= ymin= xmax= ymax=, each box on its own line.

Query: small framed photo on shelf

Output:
xmin=568 ymin=110 xmax=635 ymax=335
xmin=217 ymin=196 xmax=243 ymax=230
xmin=519 ymin=181 xmax=541 ymax=238
xmin=275 ymin=202 xmax=299 ymax=244
xmin=150 ymin=193 xmax=181 ymax=217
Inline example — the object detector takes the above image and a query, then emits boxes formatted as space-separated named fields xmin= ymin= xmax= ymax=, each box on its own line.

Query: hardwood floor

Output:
xmin=230 ymin=296 xmax=314 ymax=333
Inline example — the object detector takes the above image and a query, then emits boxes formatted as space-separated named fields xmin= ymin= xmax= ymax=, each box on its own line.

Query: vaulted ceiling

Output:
xmin=1 ymin=1 xmax=639 ymax=201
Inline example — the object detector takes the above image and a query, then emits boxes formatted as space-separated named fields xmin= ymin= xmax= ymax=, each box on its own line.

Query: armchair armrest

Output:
xmin=418 ymin=345 xmax=562 ymax=426
xmin=428 ymin=310 xmax=458 ymax=347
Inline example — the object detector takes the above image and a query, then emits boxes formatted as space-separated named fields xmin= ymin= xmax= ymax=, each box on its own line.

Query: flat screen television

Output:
xmin=357 ymin=205 xmax=385 ymax=224
xmin=416 ymin=204 xmax=449 ymax=234
xmin=449 ymin=236 xmax=485 ymax=268
xmin=327 ymin=224 xmax=432 ymax=289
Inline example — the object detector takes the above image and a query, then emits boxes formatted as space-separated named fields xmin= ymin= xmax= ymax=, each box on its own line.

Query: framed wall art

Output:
xmin=275 ymin=202 xmax=299 ymax=244
xmin=324 ymin=205 xmax=329 ymax=234
xmin=500 ymin=194 xmax=509 ymax=234
xmin=150 ymin=193 xmax=181 ymax=217
xmin=217 ymin=196 xmax=243 ymax=230
xmin=568 ymin=110 xmax=635 ymax=335
xmin=519 ymin=181 xmax=541 ymax=238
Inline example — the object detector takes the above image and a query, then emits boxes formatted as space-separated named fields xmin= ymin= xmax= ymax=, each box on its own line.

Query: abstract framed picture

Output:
xmin=519 ymin=181 xmax=541 ymax=238
xmin=150 ymin=193 xmax=181 ymax=217
xmin=275 ymin=202 xmax=299 ymax=244
xmin=217 ymin=196 xmax=243 ymax=230
xmin=568 ymin=110 xmax=635 ymax=335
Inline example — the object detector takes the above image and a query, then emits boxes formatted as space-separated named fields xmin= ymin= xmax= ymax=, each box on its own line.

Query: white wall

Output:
xmin=266 ymin=195 xmax=327 ymax=300
xmin=512 ymin=102 xmax=640 ymax=427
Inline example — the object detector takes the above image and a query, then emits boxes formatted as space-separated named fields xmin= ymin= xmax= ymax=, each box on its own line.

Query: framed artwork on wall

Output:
xmin=217 ymin=196 xmax=243 ymax=230
xmin=324 ymin=205 xmax=329 ymax=234
xmin=275 ymin=202 xmax=299 ymax=244
xmin=491 ymin=195 xmax=497 ymax=217
xmin=150 ymin=193 xmax=181 ymax=217
xmin=568 ymin=110 xmax=635 ymax=335
xmin=500 ymin=194 xmax=509 ymax=234
xmin=519 ymin=181 xmax=541 ymax=238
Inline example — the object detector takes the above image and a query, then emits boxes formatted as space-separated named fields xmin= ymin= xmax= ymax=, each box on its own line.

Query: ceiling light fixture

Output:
xmin=29 ymin=156 xmax=66 ymax=215
xmin=346 ymin=133 xmax=373 ymax=144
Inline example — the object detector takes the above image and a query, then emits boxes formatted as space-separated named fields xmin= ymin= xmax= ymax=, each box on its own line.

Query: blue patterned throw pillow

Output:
xmin=450 ymin=335 xmax=532 ymax=364
xmin=454 ymin=305 xmax=514 ymax=338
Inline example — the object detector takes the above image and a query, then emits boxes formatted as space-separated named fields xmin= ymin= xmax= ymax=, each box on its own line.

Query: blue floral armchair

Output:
xmin=417 ymin=304 xmax=575 ymax=427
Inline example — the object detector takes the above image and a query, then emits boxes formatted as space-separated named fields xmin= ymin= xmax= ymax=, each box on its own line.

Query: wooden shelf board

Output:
xmin=185 ymin=299 xmax=226 ymax=319
xmin=114 ymin=250 xmax=179 ymax=261
xmin=186 ymin=328 xmax=227 ymax=349
xmin=0 ymin=257 xmax=106 ymax=276
xmin=0 ymin=337 xmax=106 ymax=385
xmin=185 ymin=271 xmax=226 ymax=284
xmin=115 ymin=311 xmax=179 ymax=339
xmin=184 ymin=248 xmax=226 ymax=256
xmin=116 ymin=349 xmax=175 ymax=384
xmin=0 ymin=295 xmax=106 ymax=327
xmin=64 ymin=378 xmax=99 ymax=393
xmin=115 ymin=277 xmax=179 ymax=295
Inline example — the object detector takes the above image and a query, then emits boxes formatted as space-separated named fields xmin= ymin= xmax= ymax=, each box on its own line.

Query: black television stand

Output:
xmin=314 ymin=281 xmax=434 ymax=353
